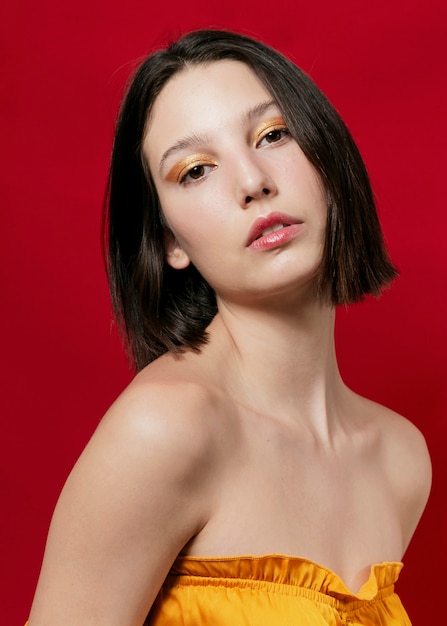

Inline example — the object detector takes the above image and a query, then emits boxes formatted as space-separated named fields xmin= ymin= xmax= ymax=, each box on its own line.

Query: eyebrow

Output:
xmin=158 ymin=133 xmax=211 ymax=176
xmin=245 ymin=99 xmax=278 ymax=122
xmin=158 ymin=99 xmax=278 ymax=175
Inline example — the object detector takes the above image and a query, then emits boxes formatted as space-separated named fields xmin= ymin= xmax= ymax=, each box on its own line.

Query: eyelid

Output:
xmin=165 ymin=154 xmax=217 ymax=183
xmin=253 ymin=116 xmax=288 ymax=146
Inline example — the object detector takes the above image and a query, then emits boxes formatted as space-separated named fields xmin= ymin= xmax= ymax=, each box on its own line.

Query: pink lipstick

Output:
xmin=246 ymin=212 xmax=304 ymax=251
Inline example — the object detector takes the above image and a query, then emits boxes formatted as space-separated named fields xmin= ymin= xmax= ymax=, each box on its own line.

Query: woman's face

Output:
xmin=143 ymin=60 xmax=327 ymax=307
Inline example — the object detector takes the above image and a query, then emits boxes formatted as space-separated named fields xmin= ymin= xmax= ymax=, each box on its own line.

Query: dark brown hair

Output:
xmin=104 ymin=29 xmax=398 ymax=371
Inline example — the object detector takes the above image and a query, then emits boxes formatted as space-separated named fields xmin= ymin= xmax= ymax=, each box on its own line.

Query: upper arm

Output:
xmin=28 ymin=381 xmax=215 ymax=626
xmin=403 ymin=425 xmax=432 ymax=549
xmin=386 ymin=415 xmax=432 ymax=551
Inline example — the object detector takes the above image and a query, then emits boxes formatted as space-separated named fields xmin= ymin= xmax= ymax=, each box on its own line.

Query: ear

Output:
xmin=164 ymin=230 xmax=191 ymax=270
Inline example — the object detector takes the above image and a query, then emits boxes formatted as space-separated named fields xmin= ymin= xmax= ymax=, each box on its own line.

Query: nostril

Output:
xmin=244 ymin=188 xmax=270 ymax=205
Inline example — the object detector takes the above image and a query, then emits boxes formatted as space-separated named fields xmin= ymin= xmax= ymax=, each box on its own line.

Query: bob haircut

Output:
xmin=104 ymin=28 xmax=398 ymax=371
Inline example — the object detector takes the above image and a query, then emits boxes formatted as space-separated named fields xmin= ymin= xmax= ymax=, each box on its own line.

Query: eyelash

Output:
xmin=255 ymin=125 xmax=290 ymax=147
xmin=180 ymin=163 xmax=216 ymax=184
xmin=176 ymin=122 xmax=290 ymax=185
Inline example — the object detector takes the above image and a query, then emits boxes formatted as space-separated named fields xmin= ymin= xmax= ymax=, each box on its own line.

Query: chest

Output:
xmin=192 ymin=417 xmax=404 ymax=582
xmin=229 ymin=435 xmax=398 ymax=531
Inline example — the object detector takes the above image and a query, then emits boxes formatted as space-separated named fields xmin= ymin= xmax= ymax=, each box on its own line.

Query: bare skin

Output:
xmin=28 ymin=61 xmax=432 ymax=626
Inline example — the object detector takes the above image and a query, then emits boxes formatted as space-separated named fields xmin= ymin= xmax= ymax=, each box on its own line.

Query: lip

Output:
xmin=246 ymin=212 xmax=304 ymax=250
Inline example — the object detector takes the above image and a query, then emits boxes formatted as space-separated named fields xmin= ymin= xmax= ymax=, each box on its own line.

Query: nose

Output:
xmin=236 ymin=152 xmax=277 ymax=209
xmin=244 ymin=187 xmax=271 ymax=205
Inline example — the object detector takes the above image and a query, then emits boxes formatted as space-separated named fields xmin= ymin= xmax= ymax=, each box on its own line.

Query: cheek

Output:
xmin=307 ymin=180 xmax=328 ymax=233
xmin=159 ymin=199 xmax=209 ymax=260
xmin=155 ymin=189 xmax=192 ymax=245
xmin=158 ymin=185 xmax=230 ymax=246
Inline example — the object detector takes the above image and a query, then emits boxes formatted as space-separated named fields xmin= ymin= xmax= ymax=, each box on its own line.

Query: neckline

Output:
xmin=174 ymin=553 xmax=404 ymax=599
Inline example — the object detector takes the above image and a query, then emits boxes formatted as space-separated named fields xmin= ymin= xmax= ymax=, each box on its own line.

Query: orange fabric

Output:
xmin=146 ymin=554 xmax=411 ymax=625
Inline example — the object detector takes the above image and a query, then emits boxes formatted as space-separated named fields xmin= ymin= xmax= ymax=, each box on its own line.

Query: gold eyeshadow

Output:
xmin=165 ymin=154 xmax=217 ymax=183
xmin=163 ymin=117 xmax=287 ymax=183
xmin=253 ymin=117 xmax=287 ymax=146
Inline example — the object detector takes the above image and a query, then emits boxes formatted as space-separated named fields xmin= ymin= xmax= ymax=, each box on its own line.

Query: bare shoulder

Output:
xmin=98 ymin=354 xmax=223 ymax=473
xmin=359 ymin=395 xmax=432 ymax=547
xmin=81 ymin=352 xmax=227 ymax=522
xmin=29 ymin=354 xmax=224 ymax=625
xmin=369 ymin=400 xmax=431 ymax=491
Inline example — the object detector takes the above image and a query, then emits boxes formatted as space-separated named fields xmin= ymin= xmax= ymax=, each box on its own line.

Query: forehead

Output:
xmin=144 ymin=61 xmax=277 ymax=172
xmin=146 ymin=61 xmax=274 ymax=135
xmin=155 ymin=59 xmax=271 ymax=112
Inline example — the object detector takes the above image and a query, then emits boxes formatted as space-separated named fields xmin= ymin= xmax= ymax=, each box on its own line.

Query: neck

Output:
xmin=205 ymin=297 xmax=348 ymax=438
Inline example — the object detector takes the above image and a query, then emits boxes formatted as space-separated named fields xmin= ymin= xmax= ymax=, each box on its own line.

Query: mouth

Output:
xmin=246 ymin=212 xmax=304 ymax=248
xmin=259 ymin=223 xmax=287 ymax=237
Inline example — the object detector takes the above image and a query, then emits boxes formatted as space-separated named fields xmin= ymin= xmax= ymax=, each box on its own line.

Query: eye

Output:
xmin=253 ymin=116 xmax=290 ymax=148
xmin=180 ymin=163 xmax=216 ymax=184
xmin=165 ymin=154 xmax=218 ymax=184
xmin=256 ymin=126 xmax=289 ymax=147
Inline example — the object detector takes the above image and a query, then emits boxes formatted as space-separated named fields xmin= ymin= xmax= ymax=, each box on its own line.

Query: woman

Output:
xmin=28 ymin=29 xmax=431 ymax=625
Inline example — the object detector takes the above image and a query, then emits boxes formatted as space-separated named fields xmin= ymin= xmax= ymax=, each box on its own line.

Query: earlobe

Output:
xmin=164 ymin=230 xmax=191 ymax=270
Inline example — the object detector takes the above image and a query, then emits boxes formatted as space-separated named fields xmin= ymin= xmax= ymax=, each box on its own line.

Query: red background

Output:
xmin=1 ymin=1 xmax=446 ymax=624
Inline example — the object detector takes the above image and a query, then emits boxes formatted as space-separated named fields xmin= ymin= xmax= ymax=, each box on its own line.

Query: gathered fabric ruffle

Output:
xmin=146 ymin=554 xmax=411 ymax=625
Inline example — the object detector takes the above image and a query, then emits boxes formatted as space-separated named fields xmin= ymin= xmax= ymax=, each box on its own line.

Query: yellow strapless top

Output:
xmin=145 ymin=554 xmax=411 ymax=625
xmin=24 ymin=555 xmax=411 ymax=625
